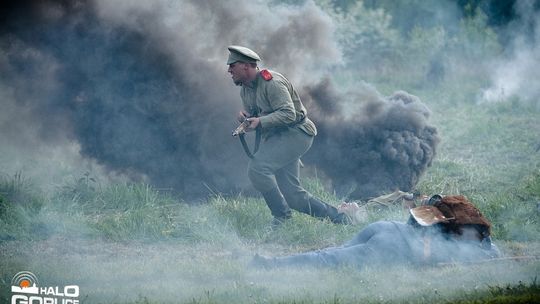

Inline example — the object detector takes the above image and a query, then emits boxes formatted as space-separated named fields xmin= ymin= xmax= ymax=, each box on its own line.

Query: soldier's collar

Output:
xmin=243 ymin=69 xmax=262 ymax=88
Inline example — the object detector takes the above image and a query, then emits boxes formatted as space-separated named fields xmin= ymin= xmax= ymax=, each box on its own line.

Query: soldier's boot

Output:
xmin=261 ymin=188 xmax=292 ymax=226
xmin=304 ymin=196 xmax=349 ymax=224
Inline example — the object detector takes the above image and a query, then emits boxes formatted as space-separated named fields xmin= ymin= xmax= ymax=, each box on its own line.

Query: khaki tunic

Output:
xmin=240 ymin=70 xmax=316 ymax=138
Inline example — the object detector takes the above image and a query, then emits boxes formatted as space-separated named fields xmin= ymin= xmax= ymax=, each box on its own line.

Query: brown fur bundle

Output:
xmin=434 ymin=195 xmax=492 ymax=236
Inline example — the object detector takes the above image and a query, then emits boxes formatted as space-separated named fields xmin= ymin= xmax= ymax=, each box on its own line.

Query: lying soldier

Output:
xmin=251 ymin=195 xmax=500 ymax=268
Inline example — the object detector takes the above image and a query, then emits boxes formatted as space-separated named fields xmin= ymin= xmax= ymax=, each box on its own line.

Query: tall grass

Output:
xmin=1 ymin=49 xmax=538 ymax=304
xmin=0 ymin=172 xmax=48 ymax=240
xmin=1 ymin=112 xmax=538 ymax=303
xmin=1 ymin=167 xmax=537 ymax=246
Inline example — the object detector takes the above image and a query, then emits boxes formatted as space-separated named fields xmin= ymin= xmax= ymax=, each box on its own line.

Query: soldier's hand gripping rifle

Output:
xmin=232 ymin=117 xmax=251 ymax=137
xmin=232 ymin=117 xmax=261 ymax=159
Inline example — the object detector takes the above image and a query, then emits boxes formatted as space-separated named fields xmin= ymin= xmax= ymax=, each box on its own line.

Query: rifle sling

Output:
xmin=239 ymin=127 xmax=261 ymax=159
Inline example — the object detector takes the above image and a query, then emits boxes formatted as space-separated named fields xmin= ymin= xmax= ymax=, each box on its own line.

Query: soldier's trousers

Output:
xmin=264 ymin=221 xmax=501 ymax=268
xmin=247 ymin=127 xmax=341 ymax=220
xmin=265 ymin=221 xmax=418 ymax=268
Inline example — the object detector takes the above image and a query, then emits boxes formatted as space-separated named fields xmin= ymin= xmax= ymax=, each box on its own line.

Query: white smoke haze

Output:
xmin=2 ymin=236 xmax=538 ymax=303
xmin=481 ymin=0 xmax=540 ymax=106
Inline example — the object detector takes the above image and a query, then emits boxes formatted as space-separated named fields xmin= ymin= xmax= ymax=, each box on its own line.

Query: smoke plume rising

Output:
xmin=0 ymin=0 xmax=437 ymax=199
xmin=303 ymin=80 xmax=438 ymax=199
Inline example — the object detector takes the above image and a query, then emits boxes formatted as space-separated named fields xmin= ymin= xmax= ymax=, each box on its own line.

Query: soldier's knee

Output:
xmin=247 ymin=159 xmax=275 ymax=191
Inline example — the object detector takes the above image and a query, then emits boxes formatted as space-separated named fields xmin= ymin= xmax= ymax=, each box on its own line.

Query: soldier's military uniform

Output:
xmin=227 ymin=46 xmax=346 ymax=224
xmin=251 ymin=195 xmax=500 ymax=268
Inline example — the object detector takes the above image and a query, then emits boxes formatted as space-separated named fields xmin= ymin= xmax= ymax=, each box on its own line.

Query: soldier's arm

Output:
xmin=258 ymin=79 xmax=296 ymax=129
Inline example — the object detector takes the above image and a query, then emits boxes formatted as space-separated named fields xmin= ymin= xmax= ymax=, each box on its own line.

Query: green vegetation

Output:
xmin=1 ymin=1 xmax=539 ymax=303
xmin=123 ymin=279 xmax=540 ymax=304
xmin=1 ymin=122 xmax=538 ymax=303
xmin=0 ymin=173 xmax=48 ymax=241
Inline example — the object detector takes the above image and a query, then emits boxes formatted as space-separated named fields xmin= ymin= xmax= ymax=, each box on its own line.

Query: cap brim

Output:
xmin=410 ymin=206 xmax=452 ymax=226
xmin=227 ymin=48 xmax=259 ymax=65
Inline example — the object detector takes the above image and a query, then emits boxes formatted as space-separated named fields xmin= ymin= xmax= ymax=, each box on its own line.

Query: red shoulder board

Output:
xmin=260 ymin=69 xmax=273 ymax=81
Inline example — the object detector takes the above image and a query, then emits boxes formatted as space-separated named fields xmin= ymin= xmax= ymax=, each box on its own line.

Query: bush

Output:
xmin=316 ymin=0 xmax=401 ymax=70
xmin=0 ymin=173 xmax=48 ymax=240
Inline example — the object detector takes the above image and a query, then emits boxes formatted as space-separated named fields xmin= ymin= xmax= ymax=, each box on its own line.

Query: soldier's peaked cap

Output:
xmin=227 ymin=45 xmax=261 ymax=65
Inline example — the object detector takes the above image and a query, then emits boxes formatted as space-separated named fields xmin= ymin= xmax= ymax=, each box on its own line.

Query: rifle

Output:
xmin=232 ymin=117 xmax=251 ymax=137
xmin=232 ymin=117 xmax=260 ymax=158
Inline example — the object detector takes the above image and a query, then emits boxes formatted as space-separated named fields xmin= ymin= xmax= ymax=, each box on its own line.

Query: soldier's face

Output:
xmin=228 ymin=62 xmax=248 ymax=86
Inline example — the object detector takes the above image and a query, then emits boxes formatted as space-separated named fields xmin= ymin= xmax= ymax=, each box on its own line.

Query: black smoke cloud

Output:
xmin=303 ymin=80 xmax=439 ymax=199
xmin=0 ymin=0 xmax=437 ymax=199
xmin=1 ymin=0 xmax=247 ymax=196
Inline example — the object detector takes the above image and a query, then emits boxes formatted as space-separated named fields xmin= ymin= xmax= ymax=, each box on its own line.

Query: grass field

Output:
xmin=1 ymin=94 xmax=539 ymax=303
xmin=1 ymin=25 xmax=540 ymax=301
xmin=1 ymin=1 xmax=540 ymax=303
